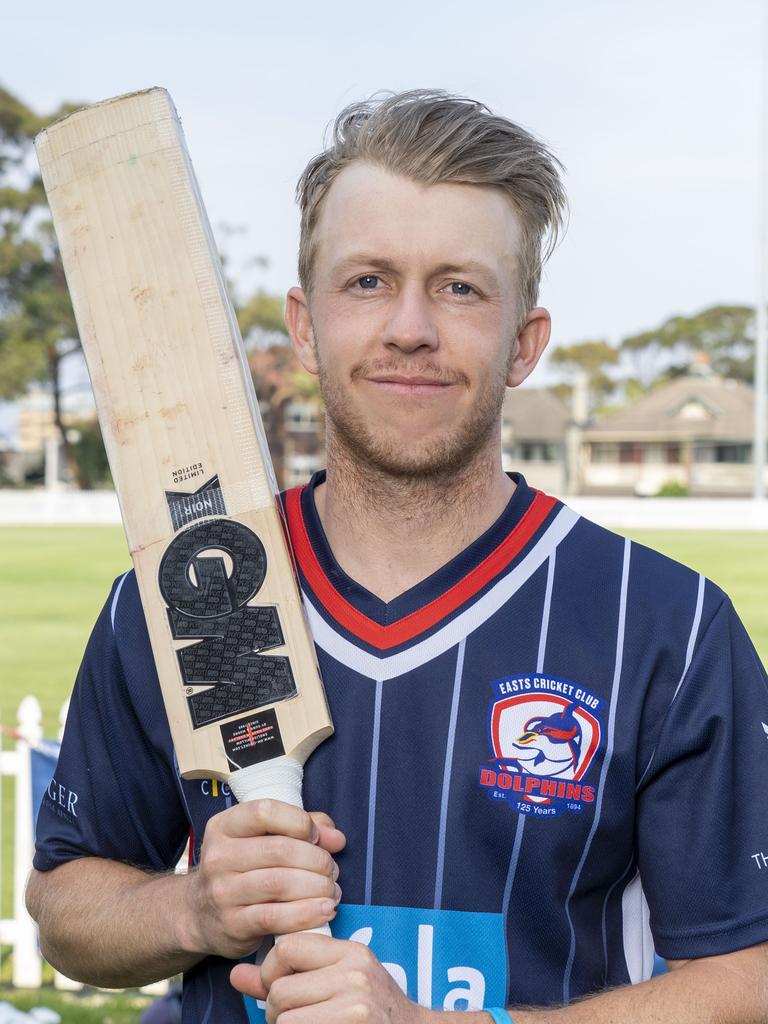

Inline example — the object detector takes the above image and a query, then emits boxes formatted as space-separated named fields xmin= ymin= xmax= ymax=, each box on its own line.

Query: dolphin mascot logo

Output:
xmin=503 ymin=702 xmax=583 ymax=779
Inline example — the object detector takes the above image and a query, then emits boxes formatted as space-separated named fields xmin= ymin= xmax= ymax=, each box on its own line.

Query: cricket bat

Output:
xmin=34 ymin=89 xmax=333 ymax=832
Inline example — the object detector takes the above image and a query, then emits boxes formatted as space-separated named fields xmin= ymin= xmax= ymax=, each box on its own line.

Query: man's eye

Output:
xmin=356 ymin=275 xmax=380 ymax=289
xmin=449 ymin=282 xmax=473 ymax=296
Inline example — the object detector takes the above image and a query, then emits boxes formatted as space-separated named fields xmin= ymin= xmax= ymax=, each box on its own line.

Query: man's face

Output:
xmin=292 ymin=162 xmax=532 ymax=480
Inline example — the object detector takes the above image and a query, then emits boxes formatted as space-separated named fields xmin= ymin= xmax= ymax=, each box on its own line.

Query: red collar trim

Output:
xmin=285 ymin=485 xmax=557 ymax=651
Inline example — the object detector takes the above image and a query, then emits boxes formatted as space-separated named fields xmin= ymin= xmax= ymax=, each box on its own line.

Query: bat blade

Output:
xmin=35 ymin=89 xmax=332 ymax=803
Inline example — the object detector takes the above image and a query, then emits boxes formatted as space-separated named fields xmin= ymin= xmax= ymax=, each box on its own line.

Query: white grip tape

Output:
xmin=228 ymin=755 xmax=305 ymax=808
xmin=228 ymin=756 xmax=332 ymax=938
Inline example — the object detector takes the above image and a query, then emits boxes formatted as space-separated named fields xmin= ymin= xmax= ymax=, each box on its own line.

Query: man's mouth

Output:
xmin=365 ymin=374 xmax=455 ymax=395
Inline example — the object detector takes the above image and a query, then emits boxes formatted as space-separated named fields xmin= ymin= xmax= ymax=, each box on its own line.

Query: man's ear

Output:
xmin=285 ymin=286 xmax=319 ymax=375
xmin=507 ymin=307 xmax=551 ymax=388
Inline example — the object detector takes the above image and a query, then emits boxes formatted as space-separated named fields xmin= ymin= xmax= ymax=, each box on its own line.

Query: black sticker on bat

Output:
xmin=159 ymin=518 xmax=297 ymax=728
xmin=221 ymin=708 xmax=285 ymax=771
xmin=165 ymin=475 xmax=227 ymax=532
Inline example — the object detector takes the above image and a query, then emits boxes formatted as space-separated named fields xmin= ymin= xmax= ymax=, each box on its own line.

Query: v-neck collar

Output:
xmin=284 ymin=471 xmax=560 ymax=652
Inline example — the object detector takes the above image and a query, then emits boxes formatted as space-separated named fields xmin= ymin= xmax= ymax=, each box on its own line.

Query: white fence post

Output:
xmin=13 ymin=696 xmax=42 ymax=988
xmin=58 ymin=698 xmax=69 ymax=741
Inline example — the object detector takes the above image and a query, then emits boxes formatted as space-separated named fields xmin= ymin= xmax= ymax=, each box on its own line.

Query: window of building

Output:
xmin=284 ymin=402 xmax=321 ymax=432
xmin=619 ymin=443 xmax=644 ymax=464
xmin=590 ymin=443 xmax=619 ymax=463
xmin=693 ymin=443 xmax=751 ymax=464
xmin=665 ymin=444 xmax=681 ymax=464
xmin=516 ymin=442 xmax=561 ymax=462
xmin=284 ymin=453 xmax=323 ymax=487
xmin=676 ymin=400 xmax=712 ymax=421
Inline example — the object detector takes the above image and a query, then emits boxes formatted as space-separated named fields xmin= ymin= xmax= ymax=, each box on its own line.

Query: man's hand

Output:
xmin=230 ymin=932 xmax=433 ymax=1024
xmin=180 ymin=802 xmax=345 ymax=960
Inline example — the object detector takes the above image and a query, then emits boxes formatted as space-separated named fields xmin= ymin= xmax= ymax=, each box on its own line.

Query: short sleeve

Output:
xmin=34 ymin=575 xmax=189 ymax=873
xmin=636 ymin=596 xmax=768 ymax=959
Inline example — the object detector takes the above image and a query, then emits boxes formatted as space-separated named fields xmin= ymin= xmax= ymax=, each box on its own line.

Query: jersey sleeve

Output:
xmin=33 ymin=575 xmax=189 ymax=873
xmin=636 ymin=594 xmax=768 ymax=959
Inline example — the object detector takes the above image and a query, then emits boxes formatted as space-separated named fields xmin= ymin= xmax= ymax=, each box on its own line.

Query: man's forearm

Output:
xmin=26 ymin=859 xmax=203 ymax=988
xmin=448 ymin=944 xmax=767 ymax=1024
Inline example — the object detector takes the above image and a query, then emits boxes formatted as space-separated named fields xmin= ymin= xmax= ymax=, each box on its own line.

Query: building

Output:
xmin=581 ymin=370 xmax=764 ymax=496
xmin=501 ymin=387 xmax=570 ymax=494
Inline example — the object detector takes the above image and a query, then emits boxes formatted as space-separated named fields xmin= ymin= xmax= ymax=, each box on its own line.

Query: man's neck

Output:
xmin=311 ymin=441 xmax=516 ymax=604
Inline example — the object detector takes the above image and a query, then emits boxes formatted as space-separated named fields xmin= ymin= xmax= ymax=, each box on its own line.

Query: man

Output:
xmin=27 ymin=90 xmax=768 ymax=1023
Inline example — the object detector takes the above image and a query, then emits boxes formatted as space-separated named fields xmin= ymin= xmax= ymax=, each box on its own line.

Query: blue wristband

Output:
xmin=485 ymin=1010 xmax=515 ymax=1024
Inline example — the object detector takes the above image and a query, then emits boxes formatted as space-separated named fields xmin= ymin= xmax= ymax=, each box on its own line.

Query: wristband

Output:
xmin=485 ymin=1010 xmax=515 ymax=1024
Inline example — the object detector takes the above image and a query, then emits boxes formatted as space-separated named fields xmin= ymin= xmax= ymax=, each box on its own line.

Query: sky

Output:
xmin=2 ymin=0 xmax=765 ymax=400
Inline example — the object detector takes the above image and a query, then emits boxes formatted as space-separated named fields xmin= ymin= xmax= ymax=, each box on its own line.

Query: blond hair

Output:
xmin=296 ymin=89 xmax=567 ymax=315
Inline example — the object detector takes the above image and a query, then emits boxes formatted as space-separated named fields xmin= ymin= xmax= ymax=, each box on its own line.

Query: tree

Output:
xmin=248 ymin=344 xmax=323 ymax=487
xmin=0 ymin=84 xmax=83 ymax=480
xmin=238 ymin=289 xmax=289 ymax=343
xmin=68 ymin=418 xmax=111 ymax=489
xmin=619 ymin=305 xmax=754 ymax=388
xmin=548 ymin=339 xmax=619 ymax=409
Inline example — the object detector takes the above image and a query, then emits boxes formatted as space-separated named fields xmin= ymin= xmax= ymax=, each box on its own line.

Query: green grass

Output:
xmin=0 ymin=528 xmax=129 ymax=928
xmin=0 ymin=984 xmax=152 ymax=1023
xmin=0 ymin=528 xmax=129 ymax=738
xmin=0 ymin=524 xmax=765 ymax=1001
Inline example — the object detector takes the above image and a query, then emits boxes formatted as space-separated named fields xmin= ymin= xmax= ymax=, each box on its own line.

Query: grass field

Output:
xmin=0 ymin=984 xmax=153 ymax=1023
xmin=0 ymin=523 xmax=765 ymax=1013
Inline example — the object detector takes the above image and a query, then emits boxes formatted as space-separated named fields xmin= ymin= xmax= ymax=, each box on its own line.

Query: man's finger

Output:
xmin=229 ymin=962 xmax=266 ymax=1000
xmin=308 ymin=810 xmax=336 ymax=830
xmin=309 ymin=811 xmax=347 ymax=853
xmin=218 ymin=799 xmax=319 ymax=842
xmin=215 ymin=835 xmax=338 ymax=876
xmin=238 ymin=897 xmax=338 ymax=941
xmin=265 ymin=964 xmax=348 ymax=1019
xmin=260 ymin=932 xmax=347 ymax=988
xmin=234 ymin=866 xmax=341 ymax=906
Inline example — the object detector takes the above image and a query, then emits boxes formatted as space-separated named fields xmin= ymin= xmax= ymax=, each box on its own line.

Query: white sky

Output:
xmin=2 ymin=0 xmax=765 ymax=376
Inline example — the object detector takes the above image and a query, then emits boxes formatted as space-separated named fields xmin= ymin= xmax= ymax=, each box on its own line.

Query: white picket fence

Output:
xmin=0 ymin=696 xmax=169 ymax=994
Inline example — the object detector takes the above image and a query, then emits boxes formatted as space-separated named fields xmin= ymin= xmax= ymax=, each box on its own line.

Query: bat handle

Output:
xmin=228 ymin=756 xmax=333 ymax=938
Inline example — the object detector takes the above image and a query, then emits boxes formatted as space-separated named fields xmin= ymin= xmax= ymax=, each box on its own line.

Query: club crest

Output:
xmin=478 ymin=675 xmax=605 ymax=818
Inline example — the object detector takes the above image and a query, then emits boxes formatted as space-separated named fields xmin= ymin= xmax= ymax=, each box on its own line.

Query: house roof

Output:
xmin=501 ymin=387 xmax=570 ymax=442
xmin=583 ymin=374 xmax=755 ymax=442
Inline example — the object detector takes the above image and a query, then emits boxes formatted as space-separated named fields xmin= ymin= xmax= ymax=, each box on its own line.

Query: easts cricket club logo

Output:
xmin=478 ymin=675 xmax=605 ymax=818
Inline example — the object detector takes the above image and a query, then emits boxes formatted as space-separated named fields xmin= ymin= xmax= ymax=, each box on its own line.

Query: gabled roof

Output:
xmin=501 ymin=387 xmax=570 ymax=442
xmin=584 ymin=375 xmax=754 ymax=441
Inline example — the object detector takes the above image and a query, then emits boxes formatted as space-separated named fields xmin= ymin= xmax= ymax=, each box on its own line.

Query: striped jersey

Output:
xmin=34 ymin=472 xmax=768 ymax=1022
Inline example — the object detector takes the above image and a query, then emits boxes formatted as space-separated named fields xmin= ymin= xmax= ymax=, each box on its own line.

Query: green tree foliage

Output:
xmin=238 ymin=289 xmax=288 ymax=339
xmin=548 ymin=339 xmax=619 ymax=406
xmin=620 ymin=305 xmax=754 ymax=387
xmin=0 ymin=83 xmax=83 ymax=479
xmin=68 ymin=418 xmax=112 ymax=490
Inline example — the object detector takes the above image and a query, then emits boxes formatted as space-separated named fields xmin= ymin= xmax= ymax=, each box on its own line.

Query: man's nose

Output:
xmin=380 ymin=283 xmax=439 ymax=353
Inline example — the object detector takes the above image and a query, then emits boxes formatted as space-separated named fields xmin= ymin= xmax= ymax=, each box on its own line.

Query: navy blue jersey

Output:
xmin=34 ymin=472 xmax=768 ymax=1021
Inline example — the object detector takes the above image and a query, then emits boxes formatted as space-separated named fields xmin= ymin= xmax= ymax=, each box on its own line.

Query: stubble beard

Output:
xmin=314 ymin=342 xmax=511 ymax=488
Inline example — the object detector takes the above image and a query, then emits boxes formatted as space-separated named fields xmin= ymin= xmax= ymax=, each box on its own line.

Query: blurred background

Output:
xmin=1 ymin=0 xmax=766 ymax=1018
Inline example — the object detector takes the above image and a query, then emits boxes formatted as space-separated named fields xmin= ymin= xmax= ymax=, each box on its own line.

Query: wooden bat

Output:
xmin=35 ymin=88 xmax=333 ymax=836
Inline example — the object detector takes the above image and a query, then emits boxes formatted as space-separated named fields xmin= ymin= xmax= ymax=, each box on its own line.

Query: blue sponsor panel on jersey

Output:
xmin=242 ymin=903 xmax=507 ymax=1021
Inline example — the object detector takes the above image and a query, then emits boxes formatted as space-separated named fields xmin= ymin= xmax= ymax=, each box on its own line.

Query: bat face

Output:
xmin=158 ymin=486 xmax=300 ymax=769
xmin=35 ymin=89 xmax=332 ymax=782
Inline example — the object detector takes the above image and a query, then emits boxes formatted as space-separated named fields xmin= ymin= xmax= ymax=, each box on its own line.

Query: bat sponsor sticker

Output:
xmin=221 ymin=708 xmax=286 ymax=771
xmin=165 ymin=473 xmax=226 ymax=531
xmin=158 ymin=517 xmax=298 ymax=728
